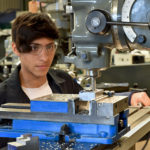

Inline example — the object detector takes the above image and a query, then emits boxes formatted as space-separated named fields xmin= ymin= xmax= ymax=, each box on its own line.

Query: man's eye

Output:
xmin=46 ymin=45 xmax=53 ymax=50
xmin=31 ymin=45 xmax=39 ymax=51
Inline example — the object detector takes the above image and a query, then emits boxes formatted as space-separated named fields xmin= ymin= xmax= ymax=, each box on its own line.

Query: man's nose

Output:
xmin=40 ymin=48 xmax=49 ymax=61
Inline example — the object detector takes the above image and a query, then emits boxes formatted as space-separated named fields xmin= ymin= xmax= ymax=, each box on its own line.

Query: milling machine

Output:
xmin=0 ymin=0 xmax=150 ymax=150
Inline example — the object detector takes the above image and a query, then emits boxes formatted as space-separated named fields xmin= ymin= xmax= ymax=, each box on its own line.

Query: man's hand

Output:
xmin=131 ymin=92 xmax=150 ymax=106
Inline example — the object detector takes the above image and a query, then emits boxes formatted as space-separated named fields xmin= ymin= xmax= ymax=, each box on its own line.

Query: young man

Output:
xmin=0 ymin=12 xmax=82 ymax=106
xmin=0 ymin=12 xmax=82 ymax=148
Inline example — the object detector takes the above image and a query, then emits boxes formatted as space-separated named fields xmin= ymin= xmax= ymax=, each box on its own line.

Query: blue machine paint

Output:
xmin=31 ymin=100 xmax=68 ymax=113
xmin=0 ymin=98 xmax=130 ymax=149
xmin=0 ymin=119 xmax=129 ymax=144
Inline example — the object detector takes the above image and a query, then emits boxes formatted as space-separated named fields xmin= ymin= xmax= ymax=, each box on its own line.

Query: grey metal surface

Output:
xmin=65 ymin=0 xmax=112 ymax=69
xmin=97 ymin=63 xmax=150 ymax=96
xmin=65 ymin=0 xmax=150 ymax=70
xmin=79 ymin=89 xmax=104 ymax=101
xmin=0 ymin=108 xmax=117 ymax=125
xmin=97 ymin=96 xmax=128 ymax=117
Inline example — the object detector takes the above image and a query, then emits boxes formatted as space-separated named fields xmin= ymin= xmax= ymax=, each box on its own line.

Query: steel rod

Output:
xmin=107 ymin=21 xmax=149 ymax=27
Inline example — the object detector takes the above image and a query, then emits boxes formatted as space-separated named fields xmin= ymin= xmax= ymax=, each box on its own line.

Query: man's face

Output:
xmin=15 ymin=37 xmax=56 ymax=79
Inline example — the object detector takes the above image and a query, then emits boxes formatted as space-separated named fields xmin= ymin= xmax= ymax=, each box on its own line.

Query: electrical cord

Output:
xmin=141 ymin=132 xmax=150 ymax=150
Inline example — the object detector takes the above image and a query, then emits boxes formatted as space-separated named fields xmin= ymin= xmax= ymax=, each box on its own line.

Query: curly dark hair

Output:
xmin=12 ymin=12 xmax=59 ymax=53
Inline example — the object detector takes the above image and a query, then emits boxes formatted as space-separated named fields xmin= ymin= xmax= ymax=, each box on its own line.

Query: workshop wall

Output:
xmin=0 ymin=0 xmax=30 ymax=12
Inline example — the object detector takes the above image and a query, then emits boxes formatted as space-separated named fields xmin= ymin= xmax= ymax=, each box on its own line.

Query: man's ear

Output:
xmin=12 ymin=42 xmax=21 ymax=57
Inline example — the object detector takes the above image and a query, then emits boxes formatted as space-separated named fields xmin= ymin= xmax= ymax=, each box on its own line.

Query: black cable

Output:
xmin=141 ymin=132 xmax=150 ymax=150
xmin=39 ymin=2 xmax=43 ymax=12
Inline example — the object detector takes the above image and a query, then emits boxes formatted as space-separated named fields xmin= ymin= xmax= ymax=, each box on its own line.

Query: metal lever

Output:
xmin=107 ymin=21 xmax=150 ymax=28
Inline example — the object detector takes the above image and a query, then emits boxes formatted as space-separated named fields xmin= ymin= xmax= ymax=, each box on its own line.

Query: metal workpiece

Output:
xmin=8 ymin=134 xmax=39 ymax=150
xmin=79 ymin=89 xmax=104 ymax=101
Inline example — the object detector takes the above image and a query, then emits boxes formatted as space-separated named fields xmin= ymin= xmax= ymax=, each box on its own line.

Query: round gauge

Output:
xmin=122 ymin=0 xmax=150 ymax=49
